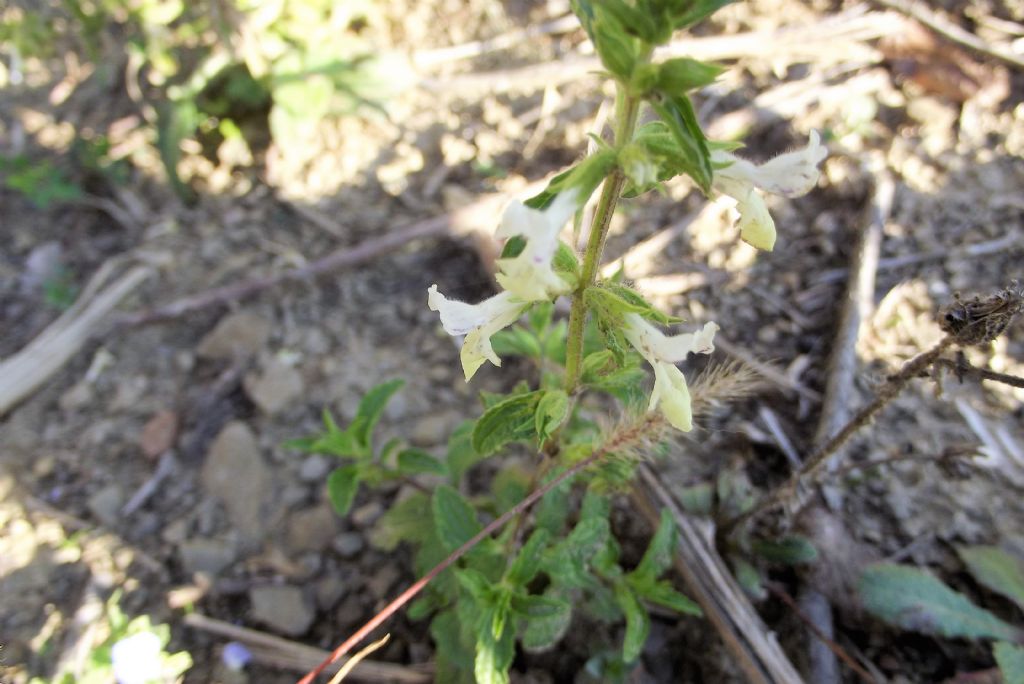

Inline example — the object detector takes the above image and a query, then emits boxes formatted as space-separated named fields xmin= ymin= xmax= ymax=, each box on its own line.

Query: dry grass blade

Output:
xmin=328 ymin=634 xmax=391 ymax=684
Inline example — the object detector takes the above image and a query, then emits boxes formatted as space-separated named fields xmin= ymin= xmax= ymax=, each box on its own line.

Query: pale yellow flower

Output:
xmin=427 ymin=285 xmax=528 ymax=381
xmin=712 ymin=130 xmax=827 ymax=251
xmin=494 ymin=190 xmax=578 ymax=301
xmin=622 ymin=313 xmax=719 ymax=432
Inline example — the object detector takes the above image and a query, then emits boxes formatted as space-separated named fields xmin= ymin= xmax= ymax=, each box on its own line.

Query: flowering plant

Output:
xmin=296 ymin=1 xmax=826 ymax=681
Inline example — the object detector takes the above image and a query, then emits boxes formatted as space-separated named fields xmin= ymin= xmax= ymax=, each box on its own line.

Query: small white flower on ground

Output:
xmin=428 ymin=285 xmax=529 ymax=381
xmin=622 ymin=313 xmax=719 ymax=432
xmin=111 ymin=631 xmax=164 ymax=684
xmin=494 ymin=189 xmax=578 ymax=301
xmin=711 ymin=130 xmax=827 ymax=251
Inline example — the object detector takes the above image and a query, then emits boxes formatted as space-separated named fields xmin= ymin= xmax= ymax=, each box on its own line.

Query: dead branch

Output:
xmin=633 ymin=466 xmax=804 ymax=684
xmin=182 ymin=613 xmax=430 ymax=683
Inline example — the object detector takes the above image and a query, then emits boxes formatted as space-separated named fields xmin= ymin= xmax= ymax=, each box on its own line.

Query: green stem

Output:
xmin=563 ymin=88 xmax=641 ymax=394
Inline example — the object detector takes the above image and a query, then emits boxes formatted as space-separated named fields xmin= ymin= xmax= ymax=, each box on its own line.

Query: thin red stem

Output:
xmin=297 ymin=439 xmax=614 ymax=684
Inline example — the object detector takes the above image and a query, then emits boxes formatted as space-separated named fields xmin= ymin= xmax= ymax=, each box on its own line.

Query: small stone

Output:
xmin=59 ymin=381 xmax=94 ymax=412
xmin=367 ymin=565 xmax=400 ymax=599
xmin=88 ymin=484 xmax=124 ymax=527
xmin=331 ymin=532 xmax=364 ymax=558
xmin=248 ymin=585 xmax=315 ymax=636
xmin=298 ymin=454 xmax=331 ymax=482
xmin=197 ymin=312 xmax=271 ymax=360
xmin=244 ymin=360 xmax=304 ymax=416
xmin=139 ymin=410 xmax=179 ymax=458
xmin=33 ymin=455 xmax=56 ymax=478
xmin=201 ymin=422 xmax=270 ymax=544
xmin=315 ymin=575 xmax=346 ymax=610
xmin=162 ymin=518 xmax=190 ymax=544
xmin=178 ymin=538 xmax=237 ymax=576
xmin=285 ymin=506 xmax=339 ymax=553
xmin=350 ymin=501 xmax=383 ymax=528
xmin=409 ymin=412 xmax=459 ymax=447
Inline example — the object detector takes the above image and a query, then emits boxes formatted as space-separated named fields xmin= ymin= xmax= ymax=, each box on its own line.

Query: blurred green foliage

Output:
xmin=2 ymin=0 xmax=413 ymax=200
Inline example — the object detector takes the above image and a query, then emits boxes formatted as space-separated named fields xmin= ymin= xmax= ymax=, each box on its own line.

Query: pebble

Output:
xmin=87 ymin=484 xmax=124 ymax=527
xmin=178 ymin=538 xmax=238 ymax=576
xmin=139 ymin=410 xmax=179 ymax=458
xmin=350 ymin=501 xmax=383 ymax=528
xmin=244 ymin=359 xmax=304 ymax=416
xmin=201 ymin=422 xmax=270 ymax=544
xmin=197 ymin=311 xmax=271 ymax=360
xmin=298 ymin=454 xmax=332 ymax=482
xmin=409 ymin=411 xmax=459 ymax=447
xmin=315 ymin=575 xmax=346 ymax=610
xmin=248 ymin=585 xmax=315 ymax=636
xmin=366 ymin=565 xmax=400 ymax=599
xmin=59 ymin=382 xmax=94 ymax=412
xmin=331 ymin=532 xmax=365 ymax=558
xmin=285 ymin=506 xmax=339 ymax=553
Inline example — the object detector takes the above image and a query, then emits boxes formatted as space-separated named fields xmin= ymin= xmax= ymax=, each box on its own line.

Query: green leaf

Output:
xmin=634 ymin=579 xmax=702 ymax=615
xmin=326 ymin=465 xmax=360 ymax=516
xmin=732 ymin=557 xmax=767 ymax=601
xmin=614 ymin=583 xmax=650 ymax=663
xmin=521 ymin=592 xmax=572 ymax=652
xmin=535 ymin=390 xmax=570 ymax=443
xmin=552 ymin=241 xmax=581 ymax=281
xmin=455 ymin=567 xmax=494 ymax=603
xmin=474 ymin=617 xmax=514 ymax=684
xmin=586 ymin=283 xmax=676 ymax=326
xmin=506 ymin=529 xmax=551 ymax=586
xmin=447 ymin=421 xmax=482 ymax=484
xmin=491 ymin=327 xmax=542 ymax=359
xmin=430 ymin=609 xmax=475 ymax=679
xmin=995 ymin=642 xmax=1024 ymax=684
xmin=751 ymin=535 xmax=819 ymax=565
xmin=632 ymin=509 xmax=677 ymax=583
xmin=524 ymin=148 xmax=618 ymax=210
xmin=534 ymin=472 xmax=571 ymax=536
xmin=472 ymin=391 xmax=545 ymax=455
xmin=957 ymin=546 xmax=1024 ymax=612
xmin=670 ymin=0 xmax=736 ymax=30
xmin=396 ymin=448 xmax=447 ymax=476
xmin=655 ymin=57 xmax=724 ymax=94
xmin=370 ymin=491 xmax=431 ymax=551
xmin=648 ymin=92 xmax=713 ymax=193
xmin=527 ymin=302 xmax=554 ymax=334
xmin=433 ymin=485 xmax=483 ymax=552
xmin=509 ymin=592 xmax=569 ymax=618
xmin=352 ymin=379 xmax=404 ymax=453
xmin=858 ymin=563 xmax=1022 ymax=641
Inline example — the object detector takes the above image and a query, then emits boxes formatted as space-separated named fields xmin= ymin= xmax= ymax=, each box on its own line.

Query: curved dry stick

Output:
xmin=298 ymin=415 xmax=661 ymax=684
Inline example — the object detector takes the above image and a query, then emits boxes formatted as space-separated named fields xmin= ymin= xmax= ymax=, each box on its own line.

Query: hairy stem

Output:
xmin=721 ymin=336 xmax=954 ymax=537
xmin=563 ymin=88 xmax=641 ymax=394
xmin=298 ymin=414 xmax=662 ymax=684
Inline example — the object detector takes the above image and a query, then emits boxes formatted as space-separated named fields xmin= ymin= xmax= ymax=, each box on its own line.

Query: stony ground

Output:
xmin=1 ymin=0 xmax=1023 ymax=682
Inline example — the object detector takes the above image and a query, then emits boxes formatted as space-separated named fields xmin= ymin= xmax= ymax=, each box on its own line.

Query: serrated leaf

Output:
xmin=751 ymin=535 xmax=818 ymax=565
xmin=995 ymin=642 xmax=1024 ymax=684
xmin=552 ymin=241 xmax=580 ymax=280
xmin=527 ymin=302 xmax=554 ymax=333
xmin=506 ymin=529 xmax=551 ymax=586
xmin=396 ymin=448 xmax=447 ymax=476
xmin=521 ymin=593 xmax=572 ymax=652
xmin=859 ymin=563 xmax=1022 ymax=641
xmin=456 ymin=567 xmax=494 ymax=603
xmin=614 ymin=583 xmax=650 ymax=663
xmin=535 ymin=390 xmax=570 ymax=443
xmin=957 ymin=546 xmax=1024 ymax=612
xmin=430 ymin=609 xmax=475 ymax=679
xmin=326 ymin=465 xmax=360 ymax=516
xmin=352 ymin=379 xmax=404 ymax=453
xmin=433 ymin=485 xmax=483 ymax=552
xmin=510 ymin=592 xmax=569 ymax=619
xmin=370 ymin=491 xmax=431 ymax=551
xmin=472 ymin=391 xmax=544 ymax=455
xmin=632 ymin=508 xmax=676 ymax=583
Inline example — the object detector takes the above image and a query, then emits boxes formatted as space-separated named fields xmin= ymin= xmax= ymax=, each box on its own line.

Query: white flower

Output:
xmin=111 ymin=631 xmax=164 ymax=684
xmin=711 ymin=130 xmax=827 ymax=251
xmin=428 ymin=285 xmax=528 ymax=381
xmin=622 ymin=313 xmax=719 ymax=432
xmin=494 ymin=189 xmax=578 ymax=301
